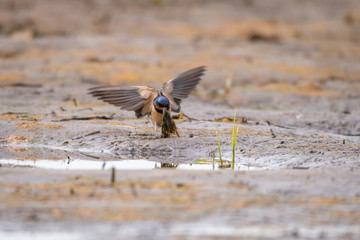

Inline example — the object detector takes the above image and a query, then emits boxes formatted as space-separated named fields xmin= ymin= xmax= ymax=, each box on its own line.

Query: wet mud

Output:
xmin=1 ymin=168 xmax=360 ymax=239
xmin=0 ymin=0 xmax=360 ymax=239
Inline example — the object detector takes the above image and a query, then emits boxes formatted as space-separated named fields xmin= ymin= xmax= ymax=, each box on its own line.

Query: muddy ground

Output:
xmin=0 ymin=0 xmax=360 ymax=239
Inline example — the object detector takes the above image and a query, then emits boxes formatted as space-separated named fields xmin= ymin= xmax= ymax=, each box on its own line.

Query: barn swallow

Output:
xmin=88 ymin=66 xmax=206 ymax=137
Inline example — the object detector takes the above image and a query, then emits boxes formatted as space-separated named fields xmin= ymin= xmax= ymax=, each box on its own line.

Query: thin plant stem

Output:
xmin=212 ymin=151 xmax=215 ymax=170
xmin=232 ymin=108 xmax=239 ymax=169
xmin=216 ymin=130 xmax=223 ymax=168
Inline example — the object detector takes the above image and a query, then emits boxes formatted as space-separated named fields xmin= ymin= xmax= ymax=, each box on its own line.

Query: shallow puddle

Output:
xmin=0 ymin=159 xmax=263 ymax=171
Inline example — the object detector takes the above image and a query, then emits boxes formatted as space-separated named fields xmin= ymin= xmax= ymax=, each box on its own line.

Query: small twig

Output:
xmin=111 ymin=167 xmax=116 ymax=184
xmin=1 ymin=83 xmax=42 ymax=88
xmin=293 ymin=166 xmax=309 ymax=170
xmin=342 ymin=133 xmax=360 ymax=136
xmin=55 ymin=116 xmax=113 ymax=122
xmin=266 ymin=120 xmax=293 ymax=129
xmin=80 ymin=152 xmax=100 ymax=159
xmin=84 ymin=131 xmax=101 ymax=137
xmin=72 ymin=131 xmax=100 ymax=140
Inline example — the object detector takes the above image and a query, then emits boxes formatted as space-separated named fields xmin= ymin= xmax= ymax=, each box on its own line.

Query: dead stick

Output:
xmin=111 ymin=167 xmax=116 ymax=184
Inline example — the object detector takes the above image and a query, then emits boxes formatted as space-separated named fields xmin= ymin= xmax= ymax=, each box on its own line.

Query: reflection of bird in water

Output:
xmin=88 ymin=66 xmax=206 ymax=137
xmin=160 ymin=163 xmax=179 ymax=168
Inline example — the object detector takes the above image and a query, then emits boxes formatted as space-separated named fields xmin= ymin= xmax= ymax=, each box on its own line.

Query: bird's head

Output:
xmin=154 ymin=95 xmax=170 ymax=113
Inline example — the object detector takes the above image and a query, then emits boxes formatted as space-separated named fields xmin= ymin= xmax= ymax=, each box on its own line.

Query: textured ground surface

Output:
xmin=0 ymin=0 xmax=360 ymax=239
xmin=0 ymin=168 xmax=359 ymax=240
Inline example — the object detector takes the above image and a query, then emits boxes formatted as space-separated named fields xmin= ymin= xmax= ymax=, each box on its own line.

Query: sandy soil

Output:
xmin=0 ymin=0 xmax=360 ymax=239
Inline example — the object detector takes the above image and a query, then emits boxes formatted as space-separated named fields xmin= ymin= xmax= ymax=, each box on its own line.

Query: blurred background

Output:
xmin=1 ymin=2 xmax=360 ymax=238
xmin=0 ymin=0 xmax=359 ymax=133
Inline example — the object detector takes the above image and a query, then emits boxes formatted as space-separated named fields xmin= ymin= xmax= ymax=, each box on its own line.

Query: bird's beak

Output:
xmin=156 ymin=106 xmax=163 ymax=112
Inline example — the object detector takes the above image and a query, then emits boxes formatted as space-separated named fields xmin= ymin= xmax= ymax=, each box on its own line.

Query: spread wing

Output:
xmin=88 ymin=86 xmax=159 ymax=118
xmin=161 ymin=66 xmax=206 ymax=113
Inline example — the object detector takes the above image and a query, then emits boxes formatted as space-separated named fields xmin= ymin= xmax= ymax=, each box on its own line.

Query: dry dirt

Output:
xmin=0 ymin=0 xmax=360 ymax=239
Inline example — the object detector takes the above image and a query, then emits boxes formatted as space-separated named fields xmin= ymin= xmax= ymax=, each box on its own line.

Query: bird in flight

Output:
xmin=88 ymin=66 xmax=206 ymax=137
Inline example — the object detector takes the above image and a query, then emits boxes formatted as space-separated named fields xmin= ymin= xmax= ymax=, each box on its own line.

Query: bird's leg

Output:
xmin=154 ymin=123 xmax=162 ymax=138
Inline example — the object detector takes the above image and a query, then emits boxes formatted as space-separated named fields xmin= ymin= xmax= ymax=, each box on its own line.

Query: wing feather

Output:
xmin=161 ymin=66 xmax=206 ymax=112
xmin=88 ymin=86 xmax=159 ymax=118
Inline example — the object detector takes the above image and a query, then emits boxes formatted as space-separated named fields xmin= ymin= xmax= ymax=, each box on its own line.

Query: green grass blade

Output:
xmin=231 ymin=108 xmax=239 ymax=169
xmin=216 ymin=130 xmax=223 ymax=168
